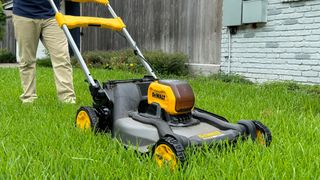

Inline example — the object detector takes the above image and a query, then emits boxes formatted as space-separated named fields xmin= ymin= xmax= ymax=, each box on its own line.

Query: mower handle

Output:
xmin=48 ymin=0 xmax=158 ymax=86
xmin=67 ymin=0 xmax=109 ymax=6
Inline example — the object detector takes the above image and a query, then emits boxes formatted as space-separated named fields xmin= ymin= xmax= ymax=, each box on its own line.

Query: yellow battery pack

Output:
xmin=148 ymin=80 xmax=195 ymax=115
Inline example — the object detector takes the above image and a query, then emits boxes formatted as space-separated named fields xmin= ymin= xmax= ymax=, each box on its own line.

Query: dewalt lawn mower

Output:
xmin=49 ymin=0 xmax=272 ymax=169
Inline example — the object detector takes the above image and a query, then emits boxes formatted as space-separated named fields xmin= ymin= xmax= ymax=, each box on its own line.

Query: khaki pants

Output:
xmin=13 ymin=15 xmax=76 ymax=103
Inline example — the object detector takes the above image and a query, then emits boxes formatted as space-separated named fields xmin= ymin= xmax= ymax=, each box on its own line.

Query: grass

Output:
xmin=0 ymin=67 xmax=319 ymax=179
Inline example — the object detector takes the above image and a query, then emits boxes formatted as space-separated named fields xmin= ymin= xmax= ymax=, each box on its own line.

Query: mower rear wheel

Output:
xmin=75 ymin=106 xmax=99 ymax=131
xmin=153 ymin=136 xmax=185 ymax=170
xmin=252 ymin=120 xmax=272 ymax=146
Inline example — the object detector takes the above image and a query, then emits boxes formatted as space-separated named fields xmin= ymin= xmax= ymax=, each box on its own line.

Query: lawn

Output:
xmin=0 ymin=67 xmax=319 ymax=179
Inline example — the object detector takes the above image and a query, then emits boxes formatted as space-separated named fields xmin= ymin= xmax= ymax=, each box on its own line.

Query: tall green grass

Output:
xmin=0 ymin=67 xmax=319 ymax=179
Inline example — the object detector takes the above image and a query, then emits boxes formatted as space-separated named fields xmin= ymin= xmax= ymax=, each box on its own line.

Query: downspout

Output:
xmin=227 ymin=27 xmax=232 ymax=74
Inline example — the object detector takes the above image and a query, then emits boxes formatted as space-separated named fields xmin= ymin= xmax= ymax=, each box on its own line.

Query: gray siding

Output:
xmin=0 ymin=14 xmax=15 ymax=55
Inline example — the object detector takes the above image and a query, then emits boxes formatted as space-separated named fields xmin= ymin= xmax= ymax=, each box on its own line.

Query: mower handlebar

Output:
xmin=67 ymin=0 xmax=109 ymax=5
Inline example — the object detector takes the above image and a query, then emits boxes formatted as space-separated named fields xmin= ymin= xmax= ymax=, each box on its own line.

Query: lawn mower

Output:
xmin=49 ymin=0 xmax=272 ymax=169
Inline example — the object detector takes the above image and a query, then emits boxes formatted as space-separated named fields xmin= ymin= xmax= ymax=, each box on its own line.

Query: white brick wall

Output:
xmin=221 ymin=0 xmax=320 ymax=84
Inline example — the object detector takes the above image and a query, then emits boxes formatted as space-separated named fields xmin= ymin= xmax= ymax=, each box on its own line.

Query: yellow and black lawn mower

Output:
xmin=49 ymin=0 xmax=272 ymax=170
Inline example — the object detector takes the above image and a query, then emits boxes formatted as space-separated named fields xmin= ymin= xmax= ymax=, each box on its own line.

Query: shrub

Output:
xmin=70 ymin=49 xmax=189 ymax=76
xmin=144 ymin=51 xmax=188 ymax=76
xmin=36 ymin=57 xmax=52 ymax=67
xmin=0 ymin=49 xmax=16 ymax=63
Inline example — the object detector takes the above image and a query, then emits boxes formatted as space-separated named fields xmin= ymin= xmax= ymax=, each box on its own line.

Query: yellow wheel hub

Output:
xmin=256 ymin=130 xmax=266 ymax=145
xmin=154 ymin=144 xmax=178 ymax=170
xmin=76 ymin=110 xmax=91 ymax=130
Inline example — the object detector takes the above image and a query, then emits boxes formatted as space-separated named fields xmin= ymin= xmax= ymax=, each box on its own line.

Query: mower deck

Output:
xmin=79 ymin=77 xmax=271 ymax=154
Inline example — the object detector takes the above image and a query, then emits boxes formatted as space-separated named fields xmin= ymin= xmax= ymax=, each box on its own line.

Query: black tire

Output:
xmin=75 ymin=106 xmax=99 ymax=131
xmin=252 ymin=120 xmax=272 ymax=146
xmin=153 ymin=136 xmax=185 ymax=170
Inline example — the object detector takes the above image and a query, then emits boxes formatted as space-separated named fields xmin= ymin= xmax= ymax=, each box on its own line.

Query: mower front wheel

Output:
xmin=75 ymin=106 xmax=99 ymax=131
xmin=252 ymin=120 xmax=272 ymax=146
xmin=153 ymin=136 xmax=185 ymax=170
xmin=238 ymin=120 xmax=272 ymax=146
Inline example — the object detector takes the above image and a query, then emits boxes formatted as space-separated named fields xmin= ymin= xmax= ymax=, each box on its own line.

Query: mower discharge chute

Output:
xmin=49 ymin=0 xmax=272 ymax=169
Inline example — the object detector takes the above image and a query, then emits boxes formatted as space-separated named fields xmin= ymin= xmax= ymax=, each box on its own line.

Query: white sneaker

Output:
xmin=21 ymin=97 xmax=38 ymax=104
xmin=62 ymin=98 xmax=76 ymax=104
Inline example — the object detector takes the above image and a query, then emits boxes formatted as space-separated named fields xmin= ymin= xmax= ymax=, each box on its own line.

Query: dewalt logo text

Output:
xmin=152 ymin=92 xmax=166 ymax=100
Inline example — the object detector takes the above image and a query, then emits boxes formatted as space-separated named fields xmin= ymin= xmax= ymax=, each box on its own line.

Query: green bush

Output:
xmin=70 ymin=50 xmax=189 ymax=76
xmin=0 ymin=49 xmax=16 ymax=63
xmin=145 ymin=51 xmax=189 ymax=76
xmin=36 ymin=57 xmax=52 ymax=67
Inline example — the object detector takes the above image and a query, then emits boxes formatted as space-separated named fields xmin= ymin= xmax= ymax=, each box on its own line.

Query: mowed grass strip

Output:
xmin=0 ymin=67 xmax=319 ymax=179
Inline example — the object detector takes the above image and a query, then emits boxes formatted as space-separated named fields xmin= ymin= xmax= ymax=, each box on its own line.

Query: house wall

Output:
xmin=221 ymin=0 xmax=320 ymax=84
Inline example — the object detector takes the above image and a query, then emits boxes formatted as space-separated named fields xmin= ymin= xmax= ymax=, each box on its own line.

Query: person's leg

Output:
xmin=41 ymin=17 xmax=76 ymax=103
xmin=13 ymin=15 xmax=41 ymax=103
